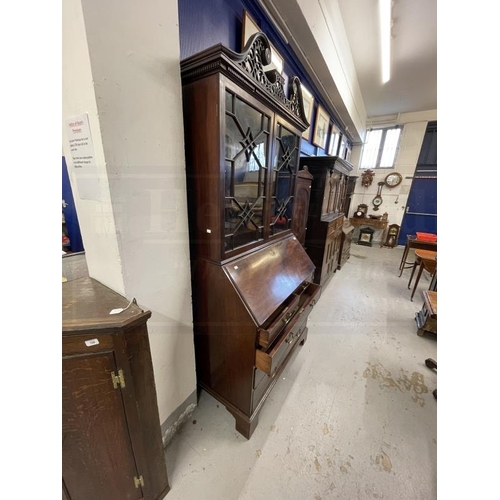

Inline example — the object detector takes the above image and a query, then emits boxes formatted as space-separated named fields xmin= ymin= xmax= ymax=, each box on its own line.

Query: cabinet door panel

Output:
xmin=62 ymin=352 xmax=142 ymax=500
xmin=292 ymin=176 xmax=311 ymax=245
xmin=224 ymin=89 xmax=271 ymax=252
xmin=270 ymin=120 xmax=300 ymax=236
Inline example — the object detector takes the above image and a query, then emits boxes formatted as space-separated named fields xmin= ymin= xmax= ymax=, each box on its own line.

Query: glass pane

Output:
xmin=380 ymin=128 xmax=401 ymax=167
xmin=225 ymin=115 xmax=244 ymax=162
xmin=225 ymin=90 xmax=233 ymax=114
xmin=224 ymin=161 xmax=232 ymax=198
xmin=224 ymin=93 xmax=269 ymax=251
xmin=329 ymin=132 xmax=339 ymax=156
xmin=235 ymin=98 xmax=264 ymax=138
xmin=360 ymin=129 xmax=383 ymax=168
xmin=271 ymin=124 xmax=299 ymax=235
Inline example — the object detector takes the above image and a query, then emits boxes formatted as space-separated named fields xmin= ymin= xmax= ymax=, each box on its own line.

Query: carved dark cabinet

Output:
xmin=299 ymin=155 xmax=353 ymax=286
xmin=292 ymin=166 xmax=314 ymax=246
xmin=338 ymin=219 xmax=355 ymax=270
xmin=181 ymin=33 xmax=320 ymax=439
xmin=62 ymin=278 xmax=169 ymax=500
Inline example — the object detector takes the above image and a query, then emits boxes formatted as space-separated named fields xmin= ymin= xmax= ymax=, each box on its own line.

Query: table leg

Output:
xmin=407 ymin=260 xmax=419 ymax=289
xmin=411 ymin=262 xmax=425 ymax=301
xmin=429 ymin=269 xmax=437 ymax=291
xmin=399 ymin=243 xmax=410 ymax=276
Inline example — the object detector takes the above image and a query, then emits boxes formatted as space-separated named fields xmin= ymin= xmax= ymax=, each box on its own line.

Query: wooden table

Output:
xmin=398 ymin=234 xmax=437 ymax=277
xmin=349 ymin=217 xmax=388 ymax=247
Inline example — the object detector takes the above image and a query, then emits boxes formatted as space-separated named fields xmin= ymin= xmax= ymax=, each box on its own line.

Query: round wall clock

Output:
xmin=384 ymin=172 xmax=402 ymax=188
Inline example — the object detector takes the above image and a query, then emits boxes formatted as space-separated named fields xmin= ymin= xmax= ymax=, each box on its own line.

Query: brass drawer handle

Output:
xmin=310 ymin=299 xmax=317 ymax=308
xmin=285 ymin=333 xmax=294 ymax=344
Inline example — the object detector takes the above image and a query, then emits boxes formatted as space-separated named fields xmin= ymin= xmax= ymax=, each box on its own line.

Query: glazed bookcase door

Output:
xmin=224 ymin=89 xmax=272 ymax=253
xmin=270 ymin=119 xmax=300 ymax=237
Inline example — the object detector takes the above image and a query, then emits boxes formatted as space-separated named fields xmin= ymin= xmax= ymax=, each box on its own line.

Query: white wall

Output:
xmin=62 ymin=0 xmax=196 ymax=427
xmin=62 ymin=0 xmax=125 ymax=294
xmin=294 ymin=0 xmax=367 ymax=140
xmin=348 ymin=110 xmax=437 ymax=240
xmin=263 ymin=0 xmax=367 ymax=142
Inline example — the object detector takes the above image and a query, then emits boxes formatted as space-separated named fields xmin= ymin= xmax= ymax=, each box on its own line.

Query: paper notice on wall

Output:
xmin=65 ymin=113 xmax=101 ymax=201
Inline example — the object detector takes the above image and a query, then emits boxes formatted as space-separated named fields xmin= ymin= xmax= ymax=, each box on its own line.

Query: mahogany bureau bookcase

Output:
xmin=180 ymin=33 xmax=321 ymax=439
xmin=62 ymin=277 xmax=169 ymax=500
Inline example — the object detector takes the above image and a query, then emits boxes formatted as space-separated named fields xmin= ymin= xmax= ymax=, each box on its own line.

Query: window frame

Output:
xmin=359 ymin=125 xmax=403 ymax=169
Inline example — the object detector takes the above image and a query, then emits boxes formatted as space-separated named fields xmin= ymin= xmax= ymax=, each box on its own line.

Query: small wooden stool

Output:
xmin=408 ymin=249 xmax=437 ymax=301
xmin=415 ymin=290 xmax=437 ymax=336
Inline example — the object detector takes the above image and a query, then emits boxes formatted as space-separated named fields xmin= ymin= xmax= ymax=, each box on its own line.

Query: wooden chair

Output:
xmin=407 ymin=249 xmax=437 ymax=301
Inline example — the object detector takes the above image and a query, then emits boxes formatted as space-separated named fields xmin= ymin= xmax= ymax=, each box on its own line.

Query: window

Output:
xmin=360 ymin=126 xmax=402 ymax=168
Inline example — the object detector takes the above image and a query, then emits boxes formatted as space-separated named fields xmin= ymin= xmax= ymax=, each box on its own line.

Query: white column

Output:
xmin=62 ymin=0 xmax=196 ymax=427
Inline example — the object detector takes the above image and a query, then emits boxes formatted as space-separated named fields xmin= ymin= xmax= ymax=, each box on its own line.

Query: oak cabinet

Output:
xmin=62 ymin=278 xmax=169 ymax=500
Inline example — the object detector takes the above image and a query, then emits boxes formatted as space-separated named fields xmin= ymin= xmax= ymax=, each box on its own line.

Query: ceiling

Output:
xmin=337 ymin=0 xmax=437 ymax=118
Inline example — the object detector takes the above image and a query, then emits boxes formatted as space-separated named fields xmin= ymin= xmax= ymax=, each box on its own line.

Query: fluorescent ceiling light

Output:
xmin=379 ymin=0 xmax=391 ymax=83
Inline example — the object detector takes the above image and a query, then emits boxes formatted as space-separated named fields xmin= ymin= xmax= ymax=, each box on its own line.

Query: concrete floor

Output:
xmin=165 ymin=244 xmax=437 ymax=500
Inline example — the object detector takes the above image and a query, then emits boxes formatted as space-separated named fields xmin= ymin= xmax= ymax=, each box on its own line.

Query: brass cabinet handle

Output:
xmin=285 ymin=333 xmax=294 ymax=344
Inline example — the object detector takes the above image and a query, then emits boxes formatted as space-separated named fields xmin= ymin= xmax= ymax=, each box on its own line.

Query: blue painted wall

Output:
xmin=178 ymin=0 xmax=350 ymax=157
xmin=62 ymin=156 xmax=84 ymax=253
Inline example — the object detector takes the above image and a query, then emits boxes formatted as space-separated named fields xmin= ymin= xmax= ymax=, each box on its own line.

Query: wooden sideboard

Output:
xmin=349 ymin=216 xmax=388 ymax=231
xmin=62 ymin=278 xmax=169 ymax=500
xmin=349 ymin=216 xmax=389 ymax=247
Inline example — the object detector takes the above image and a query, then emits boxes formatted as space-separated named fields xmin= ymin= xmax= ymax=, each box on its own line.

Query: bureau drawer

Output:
xmin=62 ymin=333 xmax=114 ymax=356
xmin=327 ymin=221 xmax=337 ymax=237
xmin=297 ymin=281 xmax=321 ymax=311
xmin=258 ymin=293 xmax=301 ymax=348
xmin=255 ymin=316 xmax=307 ymax=376
xmin=252 ymin=326 xmax=308 ymax=412
xmin=326 ymin=216 xmax=344 ymax=236
xmin=257 ymin=281 xmax=321 ymax=348
xmin=255 ymin=282 xmax=320 ymax=376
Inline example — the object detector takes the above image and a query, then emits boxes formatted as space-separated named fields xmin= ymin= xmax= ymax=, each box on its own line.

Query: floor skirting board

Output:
xmin=161 ymin=390 xmax=197 ymax=448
